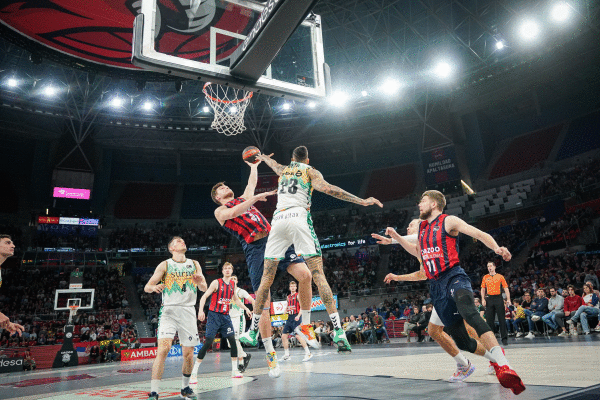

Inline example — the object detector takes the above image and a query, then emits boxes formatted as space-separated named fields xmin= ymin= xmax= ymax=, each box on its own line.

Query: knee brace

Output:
xmin=226 ymin=336 xmax=238 ymax=358
xmin=196 ymin=337 xmax=214 ymax=360
xmin=445 ymin=321 xmax=478 ymax=354
xmin=453 ymin=288 xmax=492 ymax=337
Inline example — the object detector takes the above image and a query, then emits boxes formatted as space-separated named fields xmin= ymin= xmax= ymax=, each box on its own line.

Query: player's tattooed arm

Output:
xmin=257 ymin=153 xmax=286 ymax=176
xmin=253 ymin=259 xmax=278 ymax=311
xmin=308 ymin=168 xmax=383 ymax=207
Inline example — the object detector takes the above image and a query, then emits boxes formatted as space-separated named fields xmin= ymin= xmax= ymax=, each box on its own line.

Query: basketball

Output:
xmin=242 ymin=146 xmax=261 ymax=163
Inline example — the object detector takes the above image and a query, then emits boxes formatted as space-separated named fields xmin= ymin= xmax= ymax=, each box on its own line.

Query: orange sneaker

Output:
xmin=300 ymin=324 xmax=320 ymax=349
xmin=493 ymin=364 xmax=526 ymax=395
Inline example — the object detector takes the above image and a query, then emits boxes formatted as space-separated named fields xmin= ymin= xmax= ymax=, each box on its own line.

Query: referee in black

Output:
xmin=481 ymin=261 xmax=511 ymax=346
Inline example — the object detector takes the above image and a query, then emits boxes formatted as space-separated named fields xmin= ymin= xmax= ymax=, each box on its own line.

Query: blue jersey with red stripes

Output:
xmin=286 ymin=292 xmax=301 ymax=315
xmin=222 ymin=197 xmax=271 ymax=249
xmin=419 ymin=214 xmax=460 ymax=280
xmin=209 ymin=278 xmax=236 ymax=314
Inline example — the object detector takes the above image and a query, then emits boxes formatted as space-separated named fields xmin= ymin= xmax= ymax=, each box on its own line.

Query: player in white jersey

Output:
xmin=373 ymin=220 xmax=506 ymax=383
xmin=241 ymin=146 xmax=382 ymax=353
xmin=229 ymin=275 xmax=253 ymax=372
xmin=144 ymin=236 xmax=207 ymax=400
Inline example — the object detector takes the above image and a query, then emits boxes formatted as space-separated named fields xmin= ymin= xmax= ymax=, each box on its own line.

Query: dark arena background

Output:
xmin=1 ymin=0 xmax=600 ymax=399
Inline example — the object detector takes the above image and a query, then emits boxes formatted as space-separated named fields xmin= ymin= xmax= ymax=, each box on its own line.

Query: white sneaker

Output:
xmin=448 ymin=361 xmax=475 ymax=382
xmin=525 ymin=332 xmax=535 ymax=339
xmin=232 ymin=371 xmax=244 ymax=378
xmin=515 ymin=332 xmax=523 ymax=338
xmin=557 ymin=331 xmax=569 ymax=337
xmin=531 ymin=315 xmax=541 ymax=322
xmin=571 ymin=330 xmax=578 ymax=336
xmin=567 ymin=319 xmax=574 ymax=326
xmin=594 ymin=326 xmax=600 ymax=332
xmin=280 ymin=354 xmax=291 ymax=361
xmin=302 ymin=352 xmax=313 ymax=362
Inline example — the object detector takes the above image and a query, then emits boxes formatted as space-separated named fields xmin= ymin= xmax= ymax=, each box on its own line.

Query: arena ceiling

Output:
xmin=0 ymin=0 xmax=599 ymax=160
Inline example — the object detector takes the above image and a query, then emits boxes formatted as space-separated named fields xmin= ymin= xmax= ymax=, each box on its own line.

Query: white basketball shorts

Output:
xmin=157 ymin=305 xmax=199 ymax=347
xmin=264 ymin=207 xmax=321 ymax=260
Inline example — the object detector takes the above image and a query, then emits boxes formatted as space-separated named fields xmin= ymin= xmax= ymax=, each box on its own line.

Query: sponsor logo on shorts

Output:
xmin=273 ymin=212 xmax=299 ymax=221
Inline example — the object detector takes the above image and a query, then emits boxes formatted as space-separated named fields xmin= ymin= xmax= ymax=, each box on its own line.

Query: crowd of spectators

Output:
xmin=109 ymin=224 xmax=229 ymax=250
xmin=312 ymin=209 xmax=408 ymax=240
xmin=539 ymin=156 xmax=600 ymax=199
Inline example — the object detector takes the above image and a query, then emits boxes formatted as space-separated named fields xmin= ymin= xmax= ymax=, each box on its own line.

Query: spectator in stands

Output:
xmin=361 ymin=316 xmax=372 ymax=343
xmin=563 ymin=285 xmax=584 ymax=335
xmin=568 ymin=283 xmax=600 ymax=335
xmin=474 ymin=297 xmax=485 ymax=318
xmin=345 ymin=315 xmax=359 ymax=344
xmin=541 ymin=287 xmax=566 ymax=336
xmin=513 ymin=299 xmax=527 ymax=337
xmin=504 ymin=300 xmax=514 ymax=336
xmin=402 ymin=306 xmax=421 ymax=342
xmin=584 ymin=268 xmax=599 ymax=291
xmin=315 ymin=322 xmax=331 ymax=346
xmin=23 ymin=354 xmax=36 ymax=371
xmin=526 ymin=288 xmax=549 ymax=338
xmin=372 ymin=311 xmax=390 ymax=343
xmin=89 ymin=345 xmax=100 ymax=364
xmin=412 ymin=304 xmax=432 ymax=343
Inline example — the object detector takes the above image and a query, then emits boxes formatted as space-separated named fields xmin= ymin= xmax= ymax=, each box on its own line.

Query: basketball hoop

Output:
xmin=203 ymin=82 xmax=253 ymax=136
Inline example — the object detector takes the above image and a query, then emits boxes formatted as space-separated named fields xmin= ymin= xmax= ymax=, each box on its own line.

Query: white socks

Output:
xmin=236 ymin=340 xmax=246 ymax=358
xmin=453 ymin=353 xmax=469 ymax=367
xmin=232 ymin=359 xmax=238 ymax=373
xmin=483 ymin=350 xmax=497 ymax=363
xmin=249 ymin=313 xmax=261 ymax=331
xmin=182 ymin=374 xmax=190 ymax=389
xmin=329 ymin=312 xmax=341 ymax=330
xmin=151 ymin=379 xmax=160 ymax=393
xmin=192 ymin=360 xmax=201 ymax=375
xmin=301 ymin=310 xmax=311 ymax=325
xmin=490 ymin=346 xmax=509 ymax=367
xmin=262 ymin=337 xmax=275 ymax=354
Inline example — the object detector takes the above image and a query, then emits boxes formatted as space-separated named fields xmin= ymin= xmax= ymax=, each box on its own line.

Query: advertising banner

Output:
xmin=38 ymin=216 xmax=60 ymax=224
xmin=59 ymin=217 xmax=80 ymax=225
xmin=120 ymin=347 xmax=157 ymax=361
xmin=0 ymin=358 xmax=24 ymax=373
xmin=270 ymin=301 xmax=287 ymax=315
xmin=311 ymin=295 xmax=338 ymax=311
xmin=53 ymin=187 xmax=91 ymax=200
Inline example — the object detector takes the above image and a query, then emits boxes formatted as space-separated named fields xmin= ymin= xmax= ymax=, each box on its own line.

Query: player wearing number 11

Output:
xmin=240 ymin=146 xmax=382 ymax=354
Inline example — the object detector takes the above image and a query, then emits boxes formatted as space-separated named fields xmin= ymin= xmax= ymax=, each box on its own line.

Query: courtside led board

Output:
xmin=132 ymin=0 xmax=328 ymax=100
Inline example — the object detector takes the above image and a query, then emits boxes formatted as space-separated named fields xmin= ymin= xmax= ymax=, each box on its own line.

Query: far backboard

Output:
xmin=132 ymin=0 xmax=328 ymax=100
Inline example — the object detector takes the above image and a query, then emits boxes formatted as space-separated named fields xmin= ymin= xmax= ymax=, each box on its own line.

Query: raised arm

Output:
xmin=257 ymin=153 xmax=286 ymax=176
xmin=144 ymin=261 xmax=167 ymax=293
xmin=383 ymin=228 xmax=420 ymax=258
xmin=242 ymin=160 xmax=261 ymax=199
xmin=214 ymin=190 xmax=277 ymax=223
xmin=445 ymin=215 xmax=512 ymax=261
xmin=307 ymin=168 xmax=383 ymax=207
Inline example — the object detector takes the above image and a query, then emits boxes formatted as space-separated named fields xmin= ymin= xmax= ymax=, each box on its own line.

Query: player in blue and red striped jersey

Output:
xmin=383 ymin=190 xmax=525 ymax=395
xmin=191 ymin=262 xmax=249 ymax=383
xmin=211 ymin=159 xmax=316 ymax=378
xmin=280 ymin=281 xmax=312 ymax=362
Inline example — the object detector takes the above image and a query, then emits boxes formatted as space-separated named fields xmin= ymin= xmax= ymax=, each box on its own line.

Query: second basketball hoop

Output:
xmin=203 ymin=82 xmax=253 ymax=136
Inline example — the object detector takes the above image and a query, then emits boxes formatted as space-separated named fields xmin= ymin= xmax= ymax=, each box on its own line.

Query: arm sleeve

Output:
xmin=238 ymin=289 xmax=250 ymax=300
xmin=481 ymin=275 xmax=488 ymax=289
xmin=500 ymin=275 xmax=508 ymax=288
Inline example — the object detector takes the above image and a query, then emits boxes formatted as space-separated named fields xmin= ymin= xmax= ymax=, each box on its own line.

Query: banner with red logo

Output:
xmin=270 ymin=301 xmax=287 ymax=315
xmin=38 ymin=216 xmax=59 ymax=224
xmin=422 ymin=146 xmax=460 ymax=186
xmin=120 ymin=347 xmax=157 ymax=361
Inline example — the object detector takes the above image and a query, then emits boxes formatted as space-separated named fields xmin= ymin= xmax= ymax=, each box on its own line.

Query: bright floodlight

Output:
xmin=229 ymin=106 xmax=238 ymax=113
xmin=381 ymin=79 xmax=402 ymax=95
xmin=433 ymin=62 xmax=452 ymax=79
xmin=43 ymin=86 xmax=57 ymax=97
xmin=496 ymin=41 xmax=505 ymax=50
xmin=329 ymin=91 xmax=348 ymax=107
xmin=111 ymin=97 xmax=123 ymax=108
xmin=307 ymin=101 xmax=316 ymax=108
xmin=361 ymin=90 xmax=368 ymax=97
xmin=551 ymin=2 xmax=571 ymax=22
xmin=7 ymin=78 xmax=18 ymax=87
xmin=143 ymin=101 xmax=153 ymax=110
xmin=203 ymin=106 xmax=210 ymax=113
xmin=520 ymin=20 xmax=540 ymax=41
xmin=282 ymin=102 xmax=291 ymax=110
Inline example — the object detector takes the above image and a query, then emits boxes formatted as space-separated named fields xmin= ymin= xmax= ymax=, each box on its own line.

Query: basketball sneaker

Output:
xmin=280 ymin=354 xmax=291 ymax=361
xmin=239 ymin=330 xmax=259 ymax=347
xmin=300 ymin=324 xmax=320 ymax=349
xmin=333 ymin=328 xmax=352 ymax=352
xmin=302 ymin=352 xmax=313 ymax=362
xmin=180 ymin=386 xmax=197 ymax=399
xmin=448 ymin=360 xmax=475 ymax=382
xmin=266 ymin=351 xmax=281 ymax=378
xmin=239 ymin=353 xmax=251 ymax=372
xmin=492 ymin=364 xmax=526 ymax=395
xmin=147 ymin=392 xmax=159 ymax=400
xmin=232 ymin=371 xmax=244 ymax=378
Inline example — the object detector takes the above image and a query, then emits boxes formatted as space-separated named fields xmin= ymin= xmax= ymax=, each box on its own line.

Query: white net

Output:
xmin=203 ymin=82 xmax=253 ymax=136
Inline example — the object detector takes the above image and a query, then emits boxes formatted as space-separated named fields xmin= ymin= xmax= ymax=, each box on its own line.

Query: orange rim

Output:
xmin=203 ymin=82 xmax=253 ymax=104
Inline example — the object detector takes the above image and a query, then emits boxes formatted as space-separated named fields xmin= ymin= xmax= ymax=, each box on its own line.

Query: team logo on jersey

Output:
xmin=432 ymin=226 xmax=440 ymax=233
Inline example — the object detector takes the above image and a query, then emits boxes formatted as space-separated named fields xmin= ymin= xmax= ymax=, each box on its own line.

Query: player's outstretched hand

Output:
xmin=245 ymin=159 xmax=262 ymax=167
xmin=254 ymin=190 xmax=277 ymax=202
xmin=363 ymin=197 xmax=383 ymax=208
xmin=495 ymin=246 xmax=512 ymax=261
xmin=385 ymin=227 xmax=398 ymax=237
xmin=384 ymin=273 xmax=399 ymax=284
xmin=153 ymin=284 xmax=166 ymax=293
xmin=7 ymin=322 xmax=24 ymax=336
xmin=0 ymin=312 xmax=9 ymax=328
xmin=371 ymin=233 xmax=392 ymax=245
xmin=257 ymin=153 xmax=274 ymax=162
xmin=198 ymin=311 xmax=206 ymax=322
